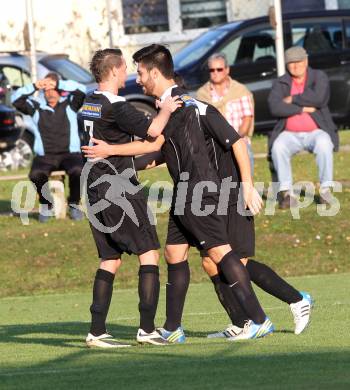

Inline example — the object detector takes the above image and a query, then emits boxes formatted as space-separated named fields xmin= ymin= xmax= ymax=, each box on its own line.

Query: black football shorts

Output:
xmin=200 ymin=203 xmax=255 ymax=258
xmin=87 ymin=177 xmax=159 ymax=260
xmin=166 ymin=195 xmax=229 ymax=251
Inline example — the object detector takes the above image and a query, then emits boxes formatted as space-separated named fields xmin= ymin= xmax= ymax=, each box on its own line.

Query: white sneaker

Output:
xmin=207 ymin=324 xmax=243 ymax=339
xmin=136 ymin=329 xmax=169 ymax=345
xmin=86 ymin=333 xmax=132 ymax=348
xmin=228 ymin=318 xmax=275 ymax=341
xmin=290 ymin=291 xmax=314 ymax=335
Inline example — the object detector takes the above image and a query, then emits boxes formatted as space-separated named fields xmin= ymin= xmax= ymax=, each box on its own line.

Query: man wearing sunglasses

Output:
xmin=197 ymin=53 xmax=254 ymax=172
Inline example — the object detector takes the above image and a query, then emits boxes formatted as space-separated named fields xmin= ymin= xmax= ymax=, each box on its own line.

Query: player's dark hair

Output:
xmin=90 ymin=48 xmax=123 ymax=83
xmin=132 ymin=44 xmax=174 ymax=79
xmin=174 ymin=72 xmax=186 ymax=88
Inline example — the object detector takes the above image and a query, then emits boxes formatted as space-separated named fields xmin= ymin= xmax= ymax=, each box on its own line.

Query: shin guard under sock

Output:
xmin=219 ymin=251 xmax=266 ymax=324
xmin=210 ymin=274 xmax=248 ymax=328
xmin=138 ymin=265 xmax=160 ymax=333
xmin=90 ymin=268 xmax=115 ymax=336
xmin=247 ymin=259 xmax=302 ymax=304
xmin=164 ymin=260 xmax=190 ymax=332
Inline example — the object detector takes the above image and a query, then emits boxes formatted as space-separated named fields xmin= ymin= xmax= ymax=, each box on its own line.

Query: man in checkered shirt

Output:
xmin=197 ymin=52 xmax=255 ymax=173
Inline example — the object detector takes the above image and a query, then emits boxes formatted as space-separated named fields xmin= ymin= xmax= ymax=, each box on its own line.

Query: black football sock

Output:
xmin=210 ymin=274 xmax=248 ymax=328
xmin=247 ymin=259 xmax=302 ymax=304
xmin=138 ymin=265 xmax=160 ymax=334
xmin=164 ymin=260 xmax=190 ymax=332
xmin=89 ymin=269 xmax=115 ymax=336
xmin=219 ymin=251 xmax=266 ymax=324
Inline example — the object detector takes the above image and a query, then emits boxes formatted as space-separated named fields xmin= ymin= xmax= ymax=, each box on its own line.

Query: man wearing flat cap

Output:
xmin=268 ymin=46 xmax=338 ymax=209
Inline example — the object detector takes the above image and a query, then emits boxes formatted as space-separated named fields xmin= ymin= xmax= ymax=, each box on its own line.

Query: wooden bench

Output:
xmin=0 ymin=170 xmax=67 ymax=219
xmin=48 ymin=171 xmax=67 ymax=219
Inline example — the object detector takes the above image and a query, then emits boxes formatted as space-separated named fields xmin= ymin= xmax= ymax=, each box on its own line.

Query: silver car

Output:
xmin=0 ymin=51 xmax=96 ymax=170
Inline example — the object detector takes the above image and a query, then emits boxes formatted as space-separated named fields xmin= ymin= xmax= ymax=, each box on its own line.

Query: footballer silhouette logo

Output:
xmin=81 ymin=160 xmax=147 ymax=233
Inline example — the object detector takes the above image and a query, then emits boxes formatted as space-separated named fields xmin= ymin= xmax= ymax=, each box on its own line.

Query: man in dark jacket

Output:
xmin=268 ymin=46 xmax=338 ymax=209
xmin=12 ymin=73 xmax=86 ymax=221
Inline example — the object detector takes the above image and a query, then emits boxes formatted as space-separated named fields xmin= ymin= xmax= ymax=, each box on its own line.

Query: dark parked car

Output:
xmin=121 ymin=10 xmax=350 ymax=132
xmin=0 ymin=72 xmax=26 ymax=170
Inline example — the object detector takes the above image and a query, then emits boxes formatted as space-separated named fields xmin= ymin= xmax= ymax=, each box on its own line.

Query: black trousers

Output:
xmin=29 ymin=152 xmax=84 ymax=205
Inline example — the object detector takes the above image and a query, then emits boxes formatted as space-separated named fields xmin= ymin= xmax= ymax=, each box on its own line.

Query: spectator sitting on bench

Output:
xmin=11 ymin=73 xmax=86 ymax=222
xmin=268 ymin=46 xmax=338 ymax=209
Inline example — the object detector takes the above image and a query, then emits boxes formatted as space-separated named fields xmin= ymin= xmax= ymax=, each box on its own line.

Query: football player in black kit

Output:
xmin=83 ymin=45 xmax=313 ymax=343
xmin=82 ymin=48 xmax=182 ymax=348
xmin=83 ymin=45 xmax=275 ymax=343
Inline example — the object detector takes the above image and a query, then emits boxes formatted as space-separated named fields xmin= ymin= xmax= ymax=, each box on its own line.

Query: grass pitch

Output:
xmin=0 ymin=273 xmax=349 ymax=389
xmin=0 ymin=143 xmax=350 ymax=297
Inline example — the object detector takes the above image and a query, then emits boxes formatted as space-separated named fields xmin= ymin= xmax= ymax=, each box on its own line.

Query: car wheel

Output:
xmin=12 ymin=137 xmax=33 ymax=168
xmin=0 ymin=152 xmax=13 ymax=171
xmin=130 ymin=101 xmax=156 ymax=120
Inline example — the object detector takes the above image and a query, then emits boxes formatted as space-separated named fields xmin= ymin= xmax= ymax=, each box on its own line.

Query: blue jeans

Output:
xmin=271 ymin=129 xmax=333 ymax=192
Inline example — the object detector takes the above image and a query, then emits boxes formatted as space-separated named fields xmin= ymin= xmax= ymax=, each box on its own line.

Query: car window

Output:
xmin=220 ymin=26 xmax=276 ymax=66
xmin=41 ymin=58 xmax=94 ymax=84
xmin=22 ymin=71 xmax=31 ymax=85
xmin=173 ymin=28 xmax=232 ymax=68
xmin=291 ymin=20 xmax=343 ymax=54
xmin=1 ymin=66 xmax=31 ymax=88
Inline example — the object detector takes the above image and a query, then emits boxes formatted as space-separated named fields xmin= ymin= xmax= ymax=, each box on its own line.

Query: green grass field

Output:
xmin=0 ymin=132 xmax=350 ymax=296
xmin=0 ymin=273 xmax=349 ymax=389
xmin=0 ymin=132 xmax=349 ymax=388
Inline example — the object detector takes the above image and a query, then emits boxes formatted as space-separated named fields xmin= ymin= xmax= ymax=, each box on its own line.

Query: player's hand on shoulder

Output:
xmin=158 ymin=95 xmax=182 ymax=113
xmin=81 ymin=137 xmax=112 ymax=159
xmin=242 ymin=182 xmax=263 ymax=215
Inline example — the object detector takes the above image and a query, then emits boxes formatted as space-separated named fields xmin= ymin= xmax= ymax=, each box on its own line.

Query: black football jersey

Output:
xmin=197 ymin=96 xmax=242 ymax=204
xmin=81 ymin=90 xmax=152 ymax=181
xmin=161 ymin=87 xmax=241 ymax=204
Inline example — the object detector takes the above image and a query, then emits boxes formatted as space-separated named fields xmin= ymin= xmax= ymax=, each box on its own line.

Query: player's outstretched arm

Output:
xmin=232 ymin=138 xmax=263 ymax=215
xmin=82 ymin=136 xmax=165 ymax=159
xmin=147 ymin=96 xmax=182 ymax=137
xmin=134 ymin=151 xmax=165 ymax=171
